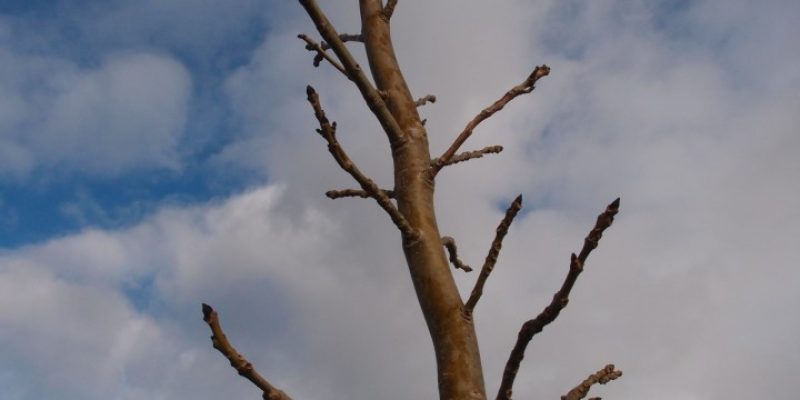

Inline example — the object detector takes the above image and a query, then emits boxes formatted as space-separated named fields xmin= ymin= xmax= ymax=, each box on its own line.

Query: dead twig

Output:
xmin=434 ymin=65 xmax=550 ymax=174
xmin=441 ymin=236 xmax=472 ymax=272
xmin=321 ymin=33 xmax=363 ymax=50
xmin=326 ymin=188 xmax=395 ymax=199
xmin=433 ymin=145 xmax=503 ymax=169
xmin=415 ymin=94 xmax=436 ymax=107
xmin=465 ymin=195 xmax=523 ymax=314
xmin=297 ymin=34 xmax=348 ymax=77
xmin=496 ymin=198 xmax=620 ymax=400
xmin=202 ymin=304 xmax=292 ymax=400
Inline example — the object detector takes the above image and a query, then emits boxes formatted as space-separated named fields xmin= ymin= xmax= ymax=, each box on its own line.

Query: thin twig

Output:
xmin=306 ymin=86 xmax=418 ymax=240
xmin=433 ymin=145 xmax=503 ymax=168
xmin=299 ymin=0 xmax=407 ymax=145
xmin=495 ymin=198 xmax=620 ymax=400
xmin=465 ymin=195 xmax=523 ymax=315
xmin=326 ymin=188 xmax=395 ymax=199
xmin=434 ymin=65 xmax=550 ymax=175
xmin=441 ymin=236 xmax=472 ymax=272
xmin=562 ymin=364 xmax=623 ymax=400
xmin=202 ymin=304 xmax=293 ymax=400
xmin=415 ymin=94 xmax=436 ymax=107
xmin=383 ymin=0 xmax=398 ymax=20
xmin=297 ymin=34 xmax=348 ymax=76
xmin=321 ymin=33 xmax=364 ymax=50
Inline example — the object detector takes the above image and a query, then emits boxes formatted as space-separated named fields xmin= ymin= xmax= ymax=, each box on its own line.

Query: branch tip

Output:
xmin=496 ymin=199 xmax=620 ymax=400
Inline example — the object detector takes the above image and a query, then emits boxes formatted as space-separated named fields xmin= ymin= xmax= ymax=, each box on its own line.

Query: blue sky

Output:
xmin=1 ymin=1 xmax=799 ymax=399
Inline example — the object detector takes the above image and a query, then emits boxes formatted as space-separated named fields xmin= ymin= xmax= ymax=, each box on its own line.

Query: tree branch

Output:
xmin=321 ymin=33 xmax=364 ymax=50
xmin=433 ymin=145 xmax=503 ymax=169
xmin=415 ymin=94 xmax=436 ymax=107
xmin=441 ymin=236 xmax=472 ymax=272
xmin=297 ymin=33 xmax=348 ymax=76
xmin=299 ymin=0 xmax=408 ymax=145
xmin=202 ymin=304 xmax=292 ymax=400
xmin=562 ymin=364 xmax=623 ymax=400
xmin=326 ymin=188 xmax=395 ymax=199
xmin=306 ymin=85 xmax=418 ymax=240
xmin=383 ymin=0 xmax=398 ymax=20
xmin=495 ymin=197 xmax=620 ymax=400
xmin=433 ymin=65 xmax=550 ymax=174
xmin=465 ymin=195 xmax=523 ymax=315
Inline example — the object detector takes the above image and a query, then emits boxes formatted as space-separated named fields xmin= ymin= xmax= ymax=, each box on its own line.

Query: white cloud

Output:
xmin=0 ymin=45 xmax=191 ymax=179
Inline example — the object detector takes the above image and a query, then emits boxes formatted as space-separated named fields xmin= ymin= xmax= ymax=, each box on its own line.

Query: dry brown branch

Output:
xmin=297 ymin=33 xmax=347 ymax=76
xmin=433 ymin=65 xmax=550 ymax=174
xmin=299 ymin=0 xmax=407 ymax=145
xmin=321 ymin=33 xmax=364 ymax=50
xmin=201 ymin=304 xmax=292 ymax=400
xmin=434 ymin=145 xmax=504 ymax=168
xmin=441 ymin=236 xmax=472 ymax=272
xmin=383 ymin=0 xmax=398 ymax=20
xmin=495 ymin=198 xmax=620 ymax=400
xmin=415 ymin=94 xmax=437 ymax=107
xmin=326 ymin=188 xmax=395 ymax=199
xmin=561 ymin=364 xmax=622 ymax=400
xmin=306 ymin=85 xmax=418 ymax=239
xmin=465 ymin=195 xmax=523 ymax=315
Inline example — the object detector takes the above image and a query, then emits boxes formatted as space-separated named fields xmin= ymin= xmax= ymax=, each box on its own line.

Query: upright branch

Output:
xmin=202 ymin=304 xmax=293 ymax=400
xmin=383 ymin=0 xmax=398 ymax=20
xmin=495 ymin=198 xmax=620 ymax=400
xmin=299 ymin=0 xmax=407 ymax=145
xmin=562 ymin=364 xmax=623 ymax=400
xmin=433 ymin=65 xmax=550 ymax=175
xmin=306 ymin=85 xmax=418 ymax=240
xmin=465 ymin=195 xmax=523 ymax=315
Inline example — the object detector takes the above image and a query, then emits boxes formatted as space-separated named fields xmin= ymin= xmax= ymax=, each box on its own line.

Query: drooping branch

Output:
xmin=465 ymin=194 xmax=523 ymax=315
xmin=326 ymin=188 xmax=395 ymax=199
xmin=441 ymin=236 xmax=472 ymax=272
xmin=433 ymin=145 xmax=504 ymax=169
xmin=415 ymin=94 xmax=437 ymax=107
xmin=297 ymin=34 xmax=347 ymax=76
xmin=495 ymin=198 xmax=620 ymax=400
xmin=383 ymin=0 xmax=398 ymax=20
xmin=299 ymin=0 xmax=407 ymax=145
xmin=433 ymin=65 xmax=550 ymax=174
xmin=202 ymin=304 xmax=293 ymax=400
xmin=306 ymin=85 xmax=418 ymax=239
xmin=562 ymin=364 xmax=623 ymax=400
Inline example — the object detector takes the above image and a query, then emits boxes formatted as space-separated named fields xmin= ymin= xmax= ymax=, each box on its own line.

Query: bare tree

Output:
xmin=202 ymin=2 xmax=622 ymax=399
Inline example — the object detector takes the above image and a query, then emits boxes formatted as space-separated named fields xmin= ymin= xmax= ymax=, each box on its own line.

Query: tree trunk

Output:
xmin=359 ymin=2 xmax=486 ymax=399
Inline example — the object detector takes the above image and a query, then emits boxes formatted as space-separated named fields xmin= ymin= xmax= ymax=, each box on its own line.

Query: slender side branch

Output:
xmin=383 ymin=0 xmax=398 ymax=20
xmin=297 ymin=34 xmax=347 ymax=76
xmin=465 ymin=194 xmax=523 ymax=314
xmin=299 ymin=0 xmax=407 ymax=144
xmin=321 ymin=33 xmax=364 ymax=50
xmin=562 ymin=364 xmax=623 ymax=400
xmin=326 ymin=188 xmax=395 ymax=199
xmin=415 ymin=94 xmax=437 ymax=107
xmin=433 ymin=65 xmax=550 ymax=174
xmin=306 ymin=86 xmax=418 ymax=239
xmin=202 ymin=304 xmax=292 ymax=400
xmin=496 ymin=198 xmax=621 ymax=400
xmin=433 ymin=145 xmax=504 ymax=168
xmin=441 ymin=236 xmax=472 ymax=272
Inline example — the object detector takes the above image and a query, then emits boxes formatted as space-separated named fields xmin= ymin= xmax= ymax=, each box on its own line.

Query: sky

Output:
xmin=0 ymin=0 xmax=798 ymax=399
